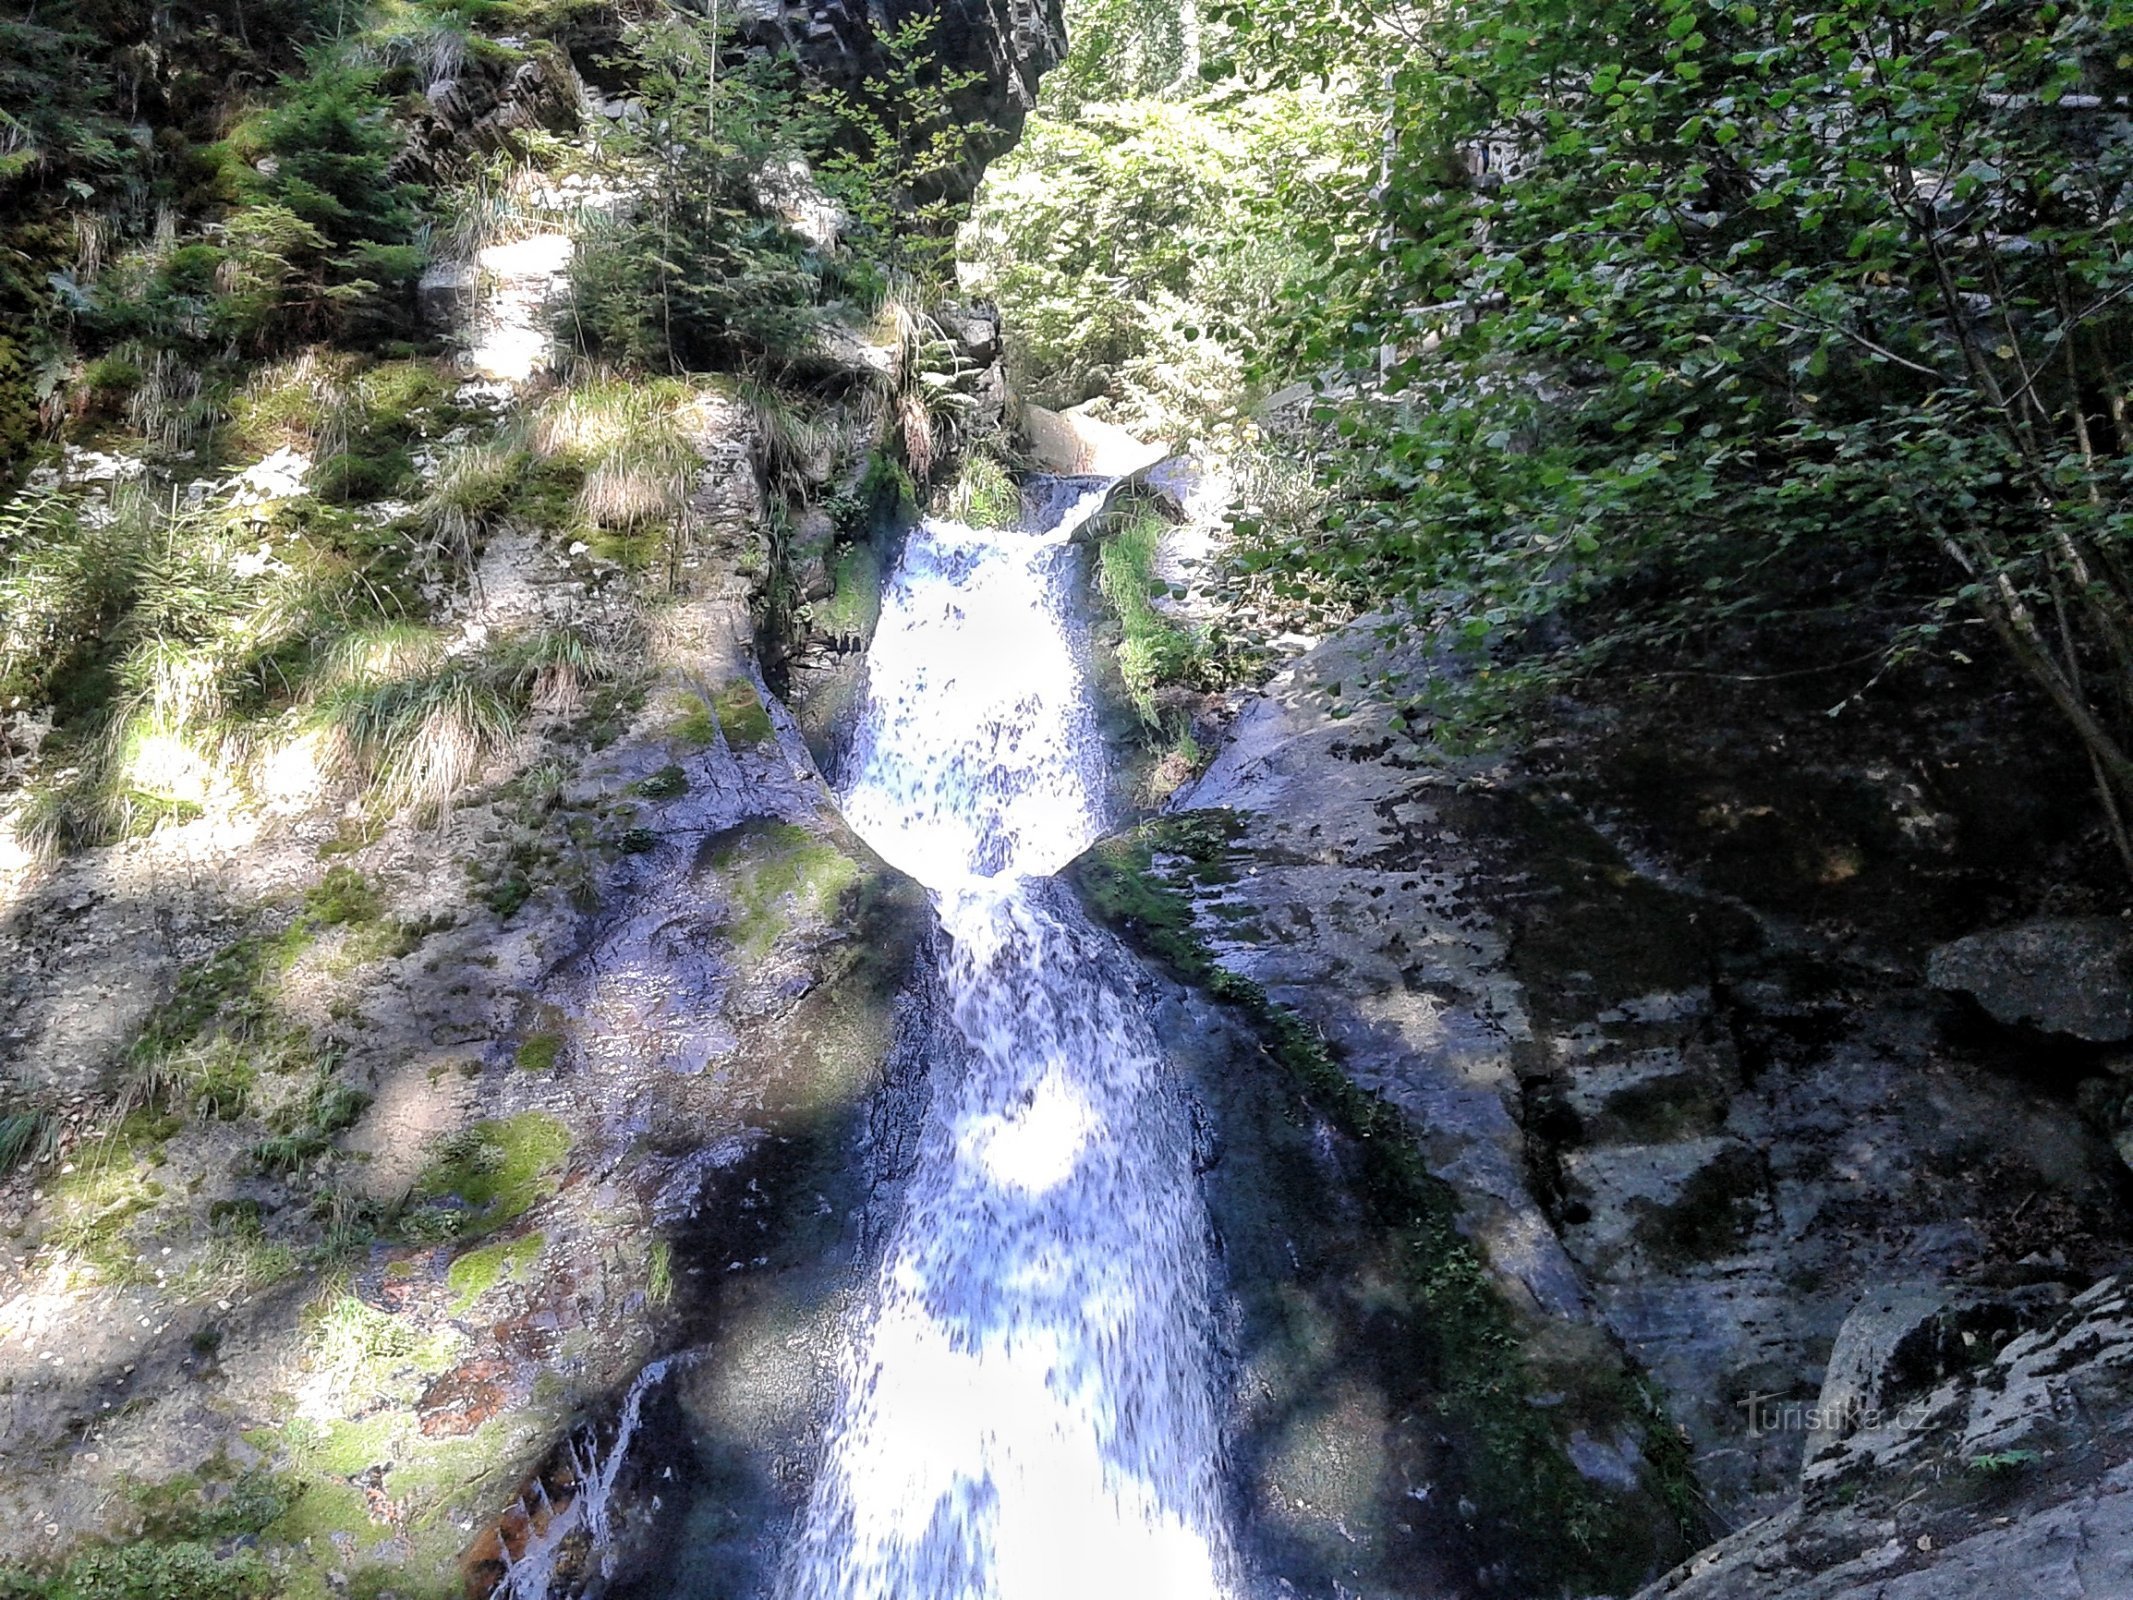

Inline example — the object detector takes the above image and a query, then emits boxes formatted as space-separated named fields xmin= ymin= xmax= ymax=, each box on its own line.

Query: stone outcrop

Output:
xmin=1927 ymin=916 xmax=2133 ymax=1042
xmin=1075 ymin=611 xmax=2133 ymax=1587
xmin=1637 ymin=1277 xmax=2133 ymax=1600
xmin=734 ymin=0 xmax=1066 ymax=199
xmin=1024 ymin=401 xmax=1169 ymax=479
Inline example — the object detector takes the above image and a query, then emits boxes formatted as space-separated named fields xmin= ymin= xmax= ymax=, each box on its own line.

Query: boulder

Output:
xmin=417 ymin=260 xmax=478 ymax=331
xmin=736 ymin=0 xmax=1066 ymax=203
xmin=1804 ymin=1281 xmax=2070 ymax=1470
xmin=1023 ymin=402 xmax=1168 ymax=479
xmin=1636 ymin=1278 xmax=2133 ymax=1600
xmin=934 ymin=301 xmax=1002 ymax=366
xmin=789 ymin=507 xmax=837 ymax=602
xmin=1927 ymin=916 xmax=2133 ymax=1041
xmin=755 ymin=156 xmax=846 ymax=252
xmin=799 ymin=319 xmax=897 ymax=383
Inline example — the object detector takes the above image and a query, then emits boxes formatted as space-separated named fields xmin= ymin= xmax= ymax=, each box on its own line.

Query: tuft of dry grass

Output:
xmin=416 ymin=435 xmax=527 ymax=574
xmin=309 ymin=621 xmax=622 ymax=821
xmin=530 ymin=378 xmax=699 ymax=569
xmin=230 ymin=349 xmax=363 ymax=460
xmin=6 ymin=487 xmax=350 ymax=860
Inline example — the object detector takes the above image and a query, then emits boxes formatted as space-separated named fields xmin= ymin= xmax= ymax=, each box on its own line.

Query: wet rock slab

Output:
xmin=1107 ymin=613 xmax=2133 ymax=1570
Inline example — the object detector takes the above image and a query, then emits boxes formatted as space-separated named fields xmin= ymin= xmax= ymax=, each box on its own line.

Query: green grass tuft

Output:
xmin=1096 ymin=503 xmax=1201 ymax=725
xmin=513 ymin=1032 xmax=562 ymax=1074
xmin=0 ymin=1112 xmax=50 ymax=1177
xmin=935 ymin=451 xmax=1020 ymax=526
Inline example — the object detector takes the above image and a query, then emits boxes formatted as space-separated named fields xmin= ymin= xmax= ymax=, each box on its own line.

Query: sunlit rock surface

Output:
xmin=1079 ymin=610 xmax=2133 ymax=1579
xmin=1638 ymin=1277 xmax=2133 ymax=1600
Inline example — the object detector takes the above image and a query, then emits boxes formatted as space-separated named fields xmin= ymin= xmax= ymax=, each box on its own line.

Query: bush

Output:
xmin=567 ymin=13 xmax=824 ymax=370
xmin=0 ymin=1541 xmax=272 ymax=1600
xmin=960 ymin=94 xmax=1351 ymax=436
xmin=228 ymin=60 xmax=421 ymax=342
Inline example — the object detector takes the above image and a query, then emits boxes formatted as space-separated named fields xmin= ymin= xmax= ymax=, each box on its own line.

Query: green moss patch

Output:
xmin=407 ymin=1113 xmax=570 ymax=1239
xmin=671 ymin=680 xmax=773 ymax=750
xmin=706 ymin=820 xmax=862 ymax=962
xmin=304 ymin=865 xmax=383 ymax=927
xmin=513 ymin=1031 xmax=563 ymax=1075
xmin=710 ymin=678 xmax=774 ymax=748
xmin=818 ymin=544 xmax=882 ymax=641
xmin=445 ymin=1230 xmax=545 ymax=1314
xmin=670 ymin=697 xmax=718 ymax=747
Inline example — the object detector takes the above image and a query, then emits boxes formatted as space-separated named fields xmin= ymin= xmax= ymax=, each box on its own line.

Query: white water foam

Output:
xmin=499 ymin=1355 xmax=677 ymax=1599
xmin=779 ymin=484 xmax=1237 ymax=1600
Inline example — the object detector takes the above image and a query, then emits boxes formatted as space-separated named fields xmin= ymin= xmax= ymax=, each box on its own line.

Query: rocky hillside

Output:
xmin=0 ymin=0 xmax=1039 ymax=1595
xmin=4 ymin=0 xmax=2132 ymax=1596
xmin=1068 ymin=591 xmax=2133 ymax=1595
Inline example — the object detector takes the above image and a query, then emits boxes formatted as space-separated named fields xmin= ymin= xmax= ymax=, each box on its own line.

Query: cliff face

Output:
xmin=1070 ymin=594 xmax=2133 ymax=1595
xmin=0 ymin=2 xmax=1040 ymax=1595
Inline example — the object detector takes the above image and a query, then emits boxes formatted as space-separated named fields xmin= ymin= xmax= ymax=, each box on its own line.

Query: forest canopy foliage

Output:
xmin=983 ymin=0 xmax=2133 ymax=864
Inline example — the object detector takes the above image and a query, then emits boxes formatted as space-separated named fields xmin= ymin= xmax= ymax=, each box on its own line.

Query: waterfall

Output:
xmin=778 ymin=482 xmax=1237 ymax=1600
xmin=496 ymin=1355 xmax=678 ymax=1599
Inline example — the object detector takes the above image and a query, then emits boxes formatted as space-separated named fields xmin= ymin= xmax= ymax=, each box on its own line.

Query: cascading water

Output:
xmin=778 ymin=482 xmax=1237 ymax=1600
xmin=498 ymin=1356 xmax=680 ymax=1599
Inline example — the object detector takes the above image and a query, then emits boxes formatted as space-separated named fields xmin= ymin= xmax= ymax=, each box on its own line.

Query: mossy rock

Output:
xmin=710 ymin=678 xmax=774 ymax=749
xmin=1066 ymin=811 xmax=1705 ymax=1591
xmin=705 ymin=820 xmax=863 ymax=963
xmin=817 ymin=544 xmax=883 ymax=643
xmin=406 ymin=1113 xmax=570 ymax=1239
xmin=445 ymin=1230 xmax=545 ymax=1314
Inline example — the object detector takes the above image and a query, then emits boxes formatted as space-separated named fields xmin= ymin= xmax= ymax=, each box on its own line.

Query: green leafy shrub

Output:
xmin=962 ymin=93 xmax=1352 ymax=435
xmin=0 ymin=1541 xmax=272 ymax=1600
xmin=568 ymin=12 xmax=825 ymax=369
xmin=226 ymin=61 xmax=422 ymax=343
xmin=1210 ymin=0 xmax=2133 ymax=862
